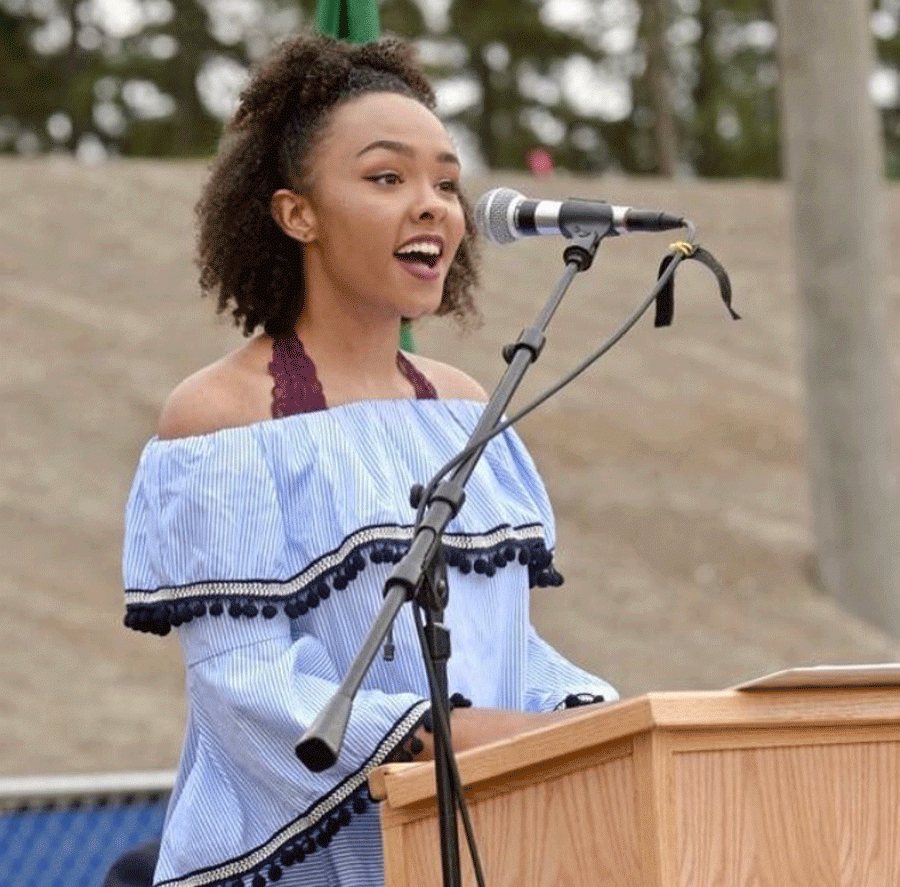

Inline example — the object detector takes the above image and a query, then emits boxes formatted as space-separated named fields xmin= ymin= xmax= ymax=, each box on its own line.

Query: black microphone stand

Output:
xmin=295 ymin=231 xmax=604 ymax=887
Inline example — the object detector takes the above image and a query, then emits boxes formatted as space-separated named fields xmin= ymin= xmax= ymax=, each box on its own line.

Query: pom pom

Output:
xmin=129 ymin=609 xmax=149 ymax=631
xmin=150 ymin=611 xmax=171 ymax=635
xmin=449 ymin=693 xmax=472 ymax=709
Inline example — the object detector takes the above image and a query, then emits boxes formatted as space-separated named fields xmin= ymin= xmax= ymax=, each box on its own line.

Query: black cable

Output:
xmin=396 ymin=236 xmax=695 ymax=887
xmin=415 ymin=241 xmax=692 ymax=528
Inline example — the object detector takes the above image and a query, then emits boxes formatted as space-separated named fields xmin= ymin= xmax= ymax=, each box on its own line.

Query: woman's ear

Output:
xmin=271 ymin=189 xmax=317 ymax=243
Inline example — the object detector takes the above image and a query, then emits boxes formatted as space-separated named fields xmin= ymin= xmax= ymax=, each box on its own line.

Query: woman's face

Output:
xmin=286 ymin=91 xmax=467 ymax=324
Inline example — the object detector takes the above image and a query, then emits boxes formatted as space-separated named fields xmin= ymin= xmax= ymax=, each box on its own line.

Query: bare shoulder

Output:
xmin=157 ymin=338 xmax=273 ymax=440
xmin=405 ymin=352 xmax=488 ymax=402
xmin=157 ymin=364 xmax=235 ymax=440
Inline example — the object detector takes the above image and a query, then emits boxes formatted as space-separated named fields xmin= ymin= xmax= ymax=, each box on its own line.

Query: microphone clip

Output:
xmin=502 ymin=326 xmax=546 ymax=365
xmin=562 ymin=231 xmax=602 ymax=272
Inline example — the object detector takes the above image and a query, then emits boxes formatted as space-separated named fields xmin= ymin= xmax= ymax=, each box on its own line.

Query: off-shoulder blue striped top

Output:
xmin=122 ymin=398 xmax=617 ymax=887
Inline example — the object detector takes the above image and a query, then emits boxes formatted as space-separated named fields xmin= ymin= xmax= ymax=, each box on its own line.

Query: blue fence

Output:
xmin=0 ymin=771 xmax=173 ymax=887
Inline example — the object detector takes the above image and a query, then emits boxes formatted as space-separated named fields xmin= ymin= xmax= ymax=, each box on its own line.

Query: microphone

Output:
xmin=474 ymin=187 xmax=685 ymax=244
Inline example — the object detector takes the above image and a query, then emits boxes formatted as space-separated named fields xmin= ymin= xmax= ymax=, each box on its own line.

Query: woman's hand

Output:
xmin=413 ymin=706 xmax=588 ymax=761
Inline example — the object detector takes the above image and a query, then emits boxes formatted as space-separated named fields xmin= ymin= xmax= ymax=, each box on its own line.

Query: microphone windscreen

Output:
xmin=474 ymin=188 xmax=522 ymax=244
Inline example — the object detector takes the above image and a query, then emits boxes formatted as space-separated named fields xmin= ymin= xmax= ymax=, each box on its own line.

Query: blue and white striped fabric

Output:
xmin=122 ymin=399 xmax=617 ymax=887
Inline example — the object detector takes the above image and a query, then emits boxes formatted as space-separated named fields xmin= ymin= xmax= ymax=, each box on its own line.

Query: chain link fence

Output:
xmin=0 ymin=771 xmax=173 ymax=887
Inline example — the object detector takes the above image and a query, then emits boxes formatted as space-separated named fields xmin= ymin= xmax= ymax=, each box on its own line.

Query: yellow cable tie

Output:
xmin=669 ymin=240 xmax=697 ymax=257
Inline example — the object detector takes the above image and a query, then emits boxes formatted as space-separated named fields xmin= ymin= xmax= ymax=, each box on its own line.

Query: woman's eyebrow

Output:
xmin=355 ymin=139 xmax=460 ymax=166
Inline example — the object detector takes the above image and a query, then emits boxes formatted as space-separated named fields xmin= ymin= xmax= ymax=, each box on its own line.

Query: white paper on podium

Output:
xmin=735 ymin=663 xmax=900 ymax=691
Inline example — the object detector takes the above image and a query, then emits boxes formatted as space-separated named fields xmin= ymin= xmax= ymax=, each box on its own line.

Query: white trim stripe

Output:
xmin=157 ymin=702 xmax=430 ymax=887
xmin=125 ymin=523 xmax=547 ymax=606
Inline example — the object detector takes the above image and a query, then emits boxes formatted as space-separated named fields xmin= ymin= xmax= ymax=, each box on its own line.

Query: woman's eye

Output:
xmin=438 ymin=180 xmax=460 ymax=194
xmin=367 ymin=173 xmax=402 ymax=185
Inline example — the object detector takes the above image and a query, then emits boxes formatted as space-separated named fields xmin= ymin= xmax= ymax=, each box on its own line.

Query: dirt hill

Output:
xmin=2 ymin=157 xmax=899 ymax=776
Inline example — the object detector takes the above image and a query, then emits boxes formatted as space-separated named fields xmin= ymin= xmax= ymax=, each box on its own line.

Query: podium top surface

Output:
xmin=370 ymin=685 xmax=900 ymax=808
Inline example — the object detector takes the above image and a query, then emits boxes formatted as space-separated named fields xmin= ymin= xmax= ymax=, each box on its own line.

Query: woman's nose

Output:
xmin=411 ymin=183 xmax=447 ymax=222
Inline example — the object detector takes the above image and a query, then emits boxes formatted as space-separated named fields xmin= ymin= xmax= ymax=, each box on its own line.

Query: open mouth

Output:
xmin=394 ymin=250 xmax=440 ymax=268
xmin=394 ymin=239 xmax=444 ymax=269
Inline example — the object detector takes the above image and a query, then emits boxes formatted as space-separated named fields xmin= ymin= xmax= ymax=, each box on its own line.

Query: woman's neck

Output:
xmin=293 ymin=302 xmax=411 ymax=404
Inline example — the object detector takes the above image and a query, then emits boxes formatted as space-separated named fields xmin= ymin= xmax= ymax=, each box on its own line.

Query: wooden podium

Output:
xmin=369 ymin=686 xmax=900 ymax=886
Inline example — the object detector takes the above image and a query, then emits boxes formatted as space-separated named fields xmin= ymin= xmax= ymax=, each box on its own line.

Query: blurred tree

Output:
xmin=0 ymin=0 xmax=113 ymax=153
xmin=686 ymin=0 xmax=781 ymax=177
xmin=0 ymin=0 xmax=290 ymax=158
xmin=1 ymin=0 xmax=897 ymax=176
xmin=436 ymin=0 xmax=623 ymax=172
xmin=120 ymin=0 xmax=238 ymax=157
xmin=640 ymin=0 xmax=679 ymax=174
xmin=873 ymin=0 xmax=900 ymax=177
xmin=0 ymin=3 xmax=50 ymax=150
xmin=776 ymin=0 xmax=900 ymax=632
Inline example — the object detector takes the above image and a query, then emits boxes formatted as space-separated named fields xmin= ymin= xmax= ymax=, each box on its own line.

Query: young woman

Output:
xmin=122 ymin=32 xmax=617 ymax=887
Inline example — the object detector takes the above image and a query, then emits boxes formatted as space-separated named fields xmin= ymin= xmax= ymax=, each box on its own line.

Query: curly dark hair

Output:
xmin=195 ymin=32 xmax=480 ymax=337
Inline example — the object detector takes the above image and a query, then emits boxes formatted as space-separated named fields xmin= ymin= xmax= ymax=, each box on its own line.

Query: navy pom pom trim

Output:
xmin=124 ymin=525 xmax=562 ymax=636
xmin=215 ymin=786 xmax=373 ymax=887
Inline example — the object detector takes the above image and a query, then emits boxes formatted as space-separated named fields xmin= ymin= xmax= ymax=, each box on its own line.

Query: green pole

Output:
xmin=315 ymin=0 xmax=380 ymax=44
xmin=314 ymin=0 xmax=416 ymax=352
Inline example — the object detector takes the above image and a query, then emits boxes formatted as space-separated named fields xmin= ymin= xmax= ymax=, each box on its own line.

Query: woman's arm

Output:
xmin=411 ymin=705 xmax=587 ymax=761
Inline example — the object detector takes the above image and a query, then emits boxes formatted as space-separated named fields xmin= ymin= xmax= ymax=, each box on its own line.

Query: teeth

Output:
xmin=396 ymin=241 xmax=441 ymax=257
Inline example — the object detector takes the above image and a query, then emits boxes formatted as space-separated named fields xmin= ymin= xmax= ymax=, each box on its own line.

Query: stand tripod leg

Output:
xmin=421 ymin=609 xmax=461 ymax=887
